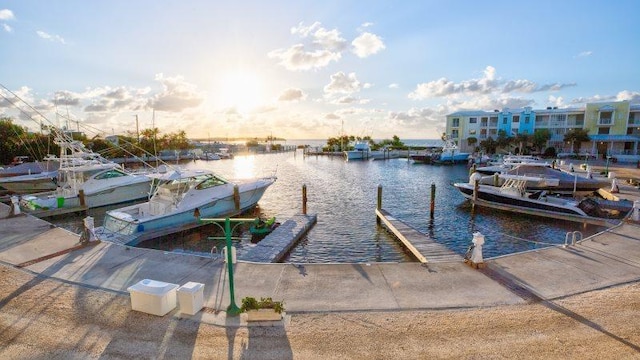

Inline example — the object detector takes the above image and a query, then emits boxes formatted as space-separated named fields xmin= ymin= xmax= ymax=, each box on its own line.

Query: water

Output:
xmin=50 ymin=149 xmax=606 ymax=263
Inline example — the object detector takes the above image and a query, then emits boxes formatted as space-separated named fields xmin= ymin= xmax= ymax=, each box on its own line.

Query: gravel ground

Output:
xmin=1 ymin=265 xmax=639 ymax=359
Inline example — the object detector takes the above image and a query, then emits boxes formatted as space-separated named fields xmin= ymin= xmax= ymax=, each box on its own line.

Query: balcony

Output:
xmin=598 ymin=118 xmax=613 ymax=126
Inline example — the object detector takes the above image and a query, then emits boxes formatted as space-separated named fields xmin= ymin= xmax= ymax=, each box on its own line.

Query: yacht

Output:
xmin=94 ymin=167 xmax=276 ymax=246
xmin=344 ymin=141 xmax=382 ymax=161
xmin=20 ymin=137 xmax=151 ymax=210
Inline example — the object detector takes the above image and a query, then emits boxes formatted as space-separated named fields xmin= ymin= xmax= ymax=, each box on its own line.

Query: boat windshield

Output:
xmin=195 ymin=174 xmax=228 ymax=190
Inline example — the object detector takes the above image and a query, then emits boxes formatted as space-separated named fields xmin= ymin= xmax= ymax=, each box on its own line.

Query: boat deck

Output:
xmin=239 ymin=214 xmax=318 ymax=263
xmin=376 ymin=208 xmax=462 ymax=263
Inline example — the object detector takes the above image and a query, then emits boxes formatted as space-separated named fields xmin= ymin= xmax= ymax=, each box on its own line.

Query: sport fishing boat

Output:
xmin=94 ymin=167 xmax=276 ymax=246
xmin=344 ymin=141 xmax=383 ymax=160
xmin=453 ymin=173 xmax=632 ymax=222
xmin=20 ymin=137 xmax=151 ymax=211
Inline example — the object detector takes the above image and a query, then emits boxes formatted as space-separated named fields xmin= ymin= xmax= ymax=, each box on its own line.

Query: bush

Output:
xmin=543 ymin=147 xmax=557 ymax=158
xmin=241 ymin=296 xmax=285 ymax=314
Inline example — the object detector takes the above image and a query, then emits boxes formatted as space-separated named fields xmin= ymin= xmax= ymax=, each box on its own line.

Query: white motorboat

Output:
xmin=94 ymin=167 xmax=276 ymax=245
xmin=344 ymin=141 xmax=383 ymax=160
xmin=477 ymin=154 xmax=550 ymax=174
xmin=432 ymin=137 xmax=470 ymax=164
xmin=454 ymin=174 xmax=632 ymax=222
xmin=202 ymin=152 xmax=221 ymax=161
xmin=20 ymin=137 xmax=152 ymax=210
xmin=476 ymin=164 xmax=610 ymax=193
xmin=0 ymin=159 xmax=60 ymax=194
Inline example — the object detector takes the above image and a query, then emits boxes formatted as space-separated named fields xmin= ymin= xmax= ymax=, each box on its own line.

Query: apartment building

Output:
xmin=445 ymin=100 xmax=640 ymax=162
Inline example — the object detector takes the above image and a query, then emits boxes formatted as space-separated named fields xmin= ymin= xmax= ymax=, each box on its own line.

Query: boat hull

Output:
xmin=95 ymin=180 xmax=274 ymax=246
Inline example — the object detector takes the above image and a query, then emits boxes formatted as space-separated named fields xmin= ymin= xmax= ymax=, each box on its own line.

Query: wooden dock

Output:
xmin=239 ymin=214 xmax=317 ymax=263
xmin=27 ymin=205 xmax=88 ymax=219
xmin=376 ymin=208 xmax=462 ymax=263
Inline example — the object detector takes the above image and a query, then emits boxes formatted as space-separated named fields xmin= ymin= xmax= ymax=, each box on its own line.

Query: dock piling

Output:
xmin=377 ymin=185 xmax=382 ymax=224
xmin=302 ymin=184 xmax=307 ymax=215
xmin=79 ymin=190 xmax=86 ymax=207
xmin=430 ymin=183 xmax=436 ymax=219
xmin=233 ymin=185 xmax=240 ymax=211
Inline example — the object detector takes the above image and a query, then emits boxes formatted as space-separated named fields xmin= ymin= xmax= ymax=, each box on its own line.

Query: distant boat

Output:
xmin=94 ymin=167 xmax=276 ymax=246
xmin=476 ymin=155 xmax=550 ymax=174
xmin=202 ymin=152 xmax=221 ymax=161
xmin=434 ymin=137 xmax=470 ymax=164
xmin=344 ymin=141 xmax=382 ymax=161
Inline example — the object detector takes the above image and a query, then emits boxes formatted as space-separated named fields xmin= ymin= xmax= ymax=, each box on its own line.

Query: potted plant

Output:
xmin=241 ymin=296 xmax=285 ymax=322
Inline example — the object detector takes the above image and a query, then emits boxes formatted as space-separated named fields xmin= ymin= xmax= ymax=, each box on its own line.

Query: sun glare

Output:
xmin=232 ymin=155 xmax=256 ymax=179
xmin=217 ymin=70 xmax=264 ymax=113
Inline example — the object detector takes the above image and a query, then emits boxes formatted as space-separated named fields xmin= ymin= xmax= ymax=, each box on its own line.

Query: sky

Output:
xmin=1 ymin=0 xmax=639 ymax=141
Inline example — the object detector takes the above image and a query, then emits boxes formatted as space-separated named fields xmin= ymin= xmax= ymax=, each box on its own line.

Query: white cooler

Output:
xmin=177 ymin=282 xmax=205 ymax=315
xmin=127 ymin=279 xmax=179 ymax=316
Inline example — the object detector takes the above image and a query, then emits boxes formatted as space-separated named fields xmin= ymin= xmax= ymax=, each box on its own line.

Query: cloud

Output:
xmin=409 ymin=66 xmax=576 ymax=100
xmin=2 ymin=24 xmax=11 ymax=32
xmin=569 ymin=94 xmax=616 ymax=104
xmin=616 ymin=90 xmax=640 ymax=104
xmin=576 ymin=51 xmax=593 ymax=58
xmin=36 ymin=30 xmax=66 ymax=44
xmin=351 ymin=32 xmax=385 ymax=58
xmin=388 ymin=83 xmax=399 ymax=89
xmin=52 ymin=90 xmax=81 ymax=106
xmin=325 ymin=113 xmax=340 ymax=120
xmin=324 ymin=72 xmax=361 ymax=95
xmin=148 ymin=74 xmax=204 ymax=112
xmin=269 ymin=22 xmax=346 ymax=71
xmin=277 ymin=88 xmax=307 ymax=102
xmin=0 ymin=9 xmax=14 ymax=20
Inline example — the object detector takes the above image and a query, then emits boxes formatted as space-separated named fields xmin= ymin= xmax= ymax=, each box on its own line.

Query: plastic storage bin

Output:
xmin=177 ymin=282 xmax=205 ymax=315
xmin=127 ymin=279 xmax=179 ymax=316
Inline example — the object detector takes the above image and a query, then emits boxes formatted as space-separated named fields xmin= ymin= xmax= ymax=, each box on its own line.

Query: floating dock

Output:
xmin=239 ymin=214 xmax=317 ymax=263
xmin=376 ymin=208 xmax=462 ymax=263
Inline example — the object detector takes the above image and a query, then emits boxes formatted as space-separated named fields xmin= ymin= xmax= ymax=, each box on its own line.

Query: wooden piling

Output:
xmin=493 ymin=173 xmax=499 ymax=187
xmin=79 ymin=190 xmax=86 ymax=207
xmin=473 ymin=179 xmax=479 ymax=209
xmin=430 ymin=182 xmax=436 ymax=219
xmin=377 ymin=185 xmax=382 ymax=224
xmin=302 ymin=184 xmax=307 ymax=215
xmin=233 ymin=185 xmax=240 ymax=211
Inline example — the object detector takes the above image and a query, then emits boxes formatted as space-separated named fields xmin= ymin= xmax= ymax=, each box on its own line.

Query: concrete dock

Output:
xmin=239 ymin=214 xmax=317 ymax=263
xmin=1 ymin=186 xmax=639 ymax=321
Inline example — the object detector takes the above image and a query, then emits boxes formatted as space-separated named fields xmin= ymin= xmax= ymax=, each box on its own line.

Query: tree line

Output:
xmin=466 ymin=128 xmax=590 ymax=156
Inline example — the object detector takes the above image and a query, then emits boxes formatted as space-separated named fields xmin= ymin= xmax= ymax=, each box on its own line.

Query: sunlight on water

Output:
xmin=232 ymin=155 xmax=257 ymax=179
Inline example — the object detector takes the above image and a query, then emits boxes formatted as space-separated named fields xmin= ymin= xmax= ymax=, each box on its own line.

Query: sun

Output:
xmin=216 ymin=70 xmax=264 ymax=113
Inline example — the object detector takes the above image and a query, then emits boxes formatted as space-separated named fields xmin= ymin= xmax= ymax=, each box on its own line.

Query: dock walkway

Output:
xmin=239 ymin=214 xmax=317 ymax=263
xmin=376 ymin=208 xmax=462 ymax=263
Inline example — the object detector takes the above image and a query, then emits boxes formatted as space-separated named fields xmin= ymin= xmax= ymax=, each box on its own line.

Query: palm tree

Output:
xmin=514 ymin=133 xmax=531 ymax=155
xmin=532 ymin=129 xmax=551 ymax=154
xmin=563 ymin=129 xmax=590 ymax=154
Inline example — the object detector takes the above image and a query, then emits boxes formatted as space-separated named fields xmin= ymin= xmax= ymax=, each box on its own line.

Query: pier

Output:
xmin=239 ymin=214 xmax=318 ymax=263
xmin=376 ymin=208 xmax=462 ymax=263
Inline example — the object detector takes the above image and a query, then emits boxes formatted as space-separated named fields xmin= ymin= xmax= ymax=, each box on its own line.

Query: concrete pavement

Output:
xmin=1 ymin=193 xmax=639 ymax=326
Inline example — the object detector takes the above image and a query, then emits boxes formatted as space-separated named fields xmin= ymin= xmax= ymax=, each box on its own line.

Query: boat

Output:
xmin=215 ymin=148 xmax=234 ymax=159
xmin=416 ymin=137 xmax=469 ymax=164
xmin=202 ymin=152 xmax=221 ymax=161
xmin=20 ymin=137 xmax=152 ymax=210
xmin=94 ymin=167 xmax=276 ymax=246
xmin=453 ymin=173 xmax=632 ymax=222
xmin=410 ymin=153 xmax=434 ymax=164
xmin=344 ymin=141 xmax=383 ymax=161
xmin=249 ymin=216 xmax=279 ymax=235
xmin=0 ymin=158 xmax=60 ymax=194
xmin=476 ymin=155 xmax=551 ymax=174
xmin=476 ymin=164 xmax=610 ymax=193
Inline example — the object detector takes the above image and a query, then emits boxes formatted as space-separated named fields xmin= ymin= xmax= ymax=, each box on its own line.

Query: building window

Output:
xmin=598 ymin=127 xmax=610 ymax=135
xmin=451 ymin=130 xmax=459 ymax=138
xmin=481 ymin=117 xmax=488 ymax=126
xmin=469 ymin=117 xmax=477 ymax=124
xmin=524 ymin=116 xmax=530 ymax=124
xmin=599 ymin=111 xmax=613 ymax=125
xmin=452 ymin=118 xmax=460 ymax=127
xmin=513 ymin=116 xmax=519 ymax=123
xmin=469 ymin=129 xmax=476 ymax=135
xmin=502 ymin=117 xmax=507 ymax=125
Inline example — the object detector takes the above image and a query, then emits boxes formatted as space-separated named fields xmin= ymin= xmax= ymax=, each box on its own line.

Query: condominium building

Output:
xmin=445 ymin=100 xmax=640 ymax=162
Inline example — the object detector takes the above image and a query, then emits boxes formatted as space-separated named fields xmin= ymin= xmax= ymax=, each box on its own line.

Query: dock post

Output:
xmin=302 ymin=184 xmax=307 ymax=215
xmin=377 ymin=184 xmax=382 ymax=224
xmin=233 ymin=185 xmax=240 ymax=211
xmin=472 ymin=179 xmax=479 ymax=210
xmin=493 ymin=173 xmax=499 ymax=187
xmin=79 ymin=189 xmax=86 ymax=207
xmin=430 ymin=182 xmax=436 ymax=219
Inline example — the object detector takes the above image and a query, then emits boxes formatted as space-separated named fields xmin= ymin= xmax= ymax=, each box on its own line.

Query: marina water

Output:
xmin=50 ymin=147 xmax=606 ymax=263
